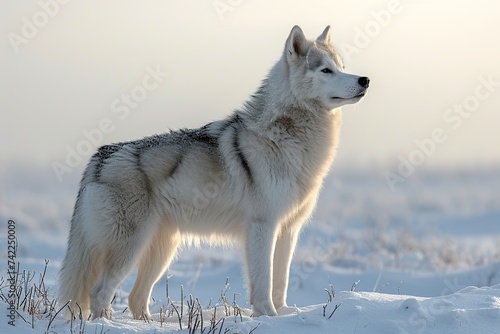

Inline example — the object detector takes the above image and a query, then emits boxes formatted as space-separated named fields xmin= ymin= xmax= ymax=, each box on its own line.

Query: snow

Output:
xmin=1 ymin=165 xmax=499 ymax=333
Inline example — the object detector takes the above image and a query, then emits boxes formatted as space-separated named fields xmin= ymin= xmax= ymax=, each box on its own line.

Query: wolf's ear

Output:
xmin=286 ymin=25 xmax=308 ymax=58
xmin=316 ymin=25 xmax=331 ymax=45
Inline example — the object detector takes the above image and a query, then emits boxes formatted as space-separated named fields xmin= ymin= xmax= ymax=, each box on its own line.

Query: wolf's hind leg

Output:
xmin=89 ymin=221 xmax=156 ymax=319
xmin=128 ymin=225 xmax=180 ymax=320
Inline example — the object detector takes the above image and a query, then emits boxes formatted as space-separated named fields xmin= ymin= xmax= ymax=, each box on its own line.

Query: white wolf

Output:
xmin=58 ymin=25 xmax=369 ymax=319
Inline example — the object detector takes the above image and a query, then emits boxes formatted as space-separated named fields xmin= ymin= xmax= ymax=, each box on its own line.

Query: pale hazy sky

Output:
xmin=2 ymin=0 xmax=500 ymax=180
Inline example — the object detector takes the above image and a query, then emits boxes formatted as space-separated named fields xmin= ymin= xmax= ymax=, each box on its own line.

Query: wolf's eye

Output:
xmin=321 ymin=68 xmax=333 ymax=74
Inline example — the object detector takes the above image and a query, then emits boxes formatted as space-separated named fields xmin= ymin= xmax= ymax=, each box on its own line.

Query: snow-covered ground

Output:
xmin=1 ymin=165 xmax=499 ymax=333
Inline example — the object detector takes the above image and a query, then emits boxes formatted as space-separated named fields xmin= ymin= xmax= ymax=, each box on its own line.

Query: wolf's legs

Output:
xmin=128 ymin=226 xmax=180 ymax=320
xmin=245 ymin=220 xmax=279 ymax=317
xmin=272 ymin=226 xmax=300 ymax=309
xmin=89 ymin=253 xmax=137 ymax=318
xmin=89 ymin=222 xmax=155 ymax=319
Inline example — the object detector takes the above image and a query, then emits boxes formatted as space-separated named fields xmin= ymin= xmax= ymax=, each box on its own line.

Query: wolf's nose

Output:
xmin=358 ymin=77 xmax=370 ymax=89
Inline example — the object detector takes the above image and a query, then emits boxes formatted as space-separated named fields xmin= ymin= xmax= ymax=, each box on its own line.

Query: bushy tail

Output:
xmin=58 ymin=218 xmax=101 ymax=319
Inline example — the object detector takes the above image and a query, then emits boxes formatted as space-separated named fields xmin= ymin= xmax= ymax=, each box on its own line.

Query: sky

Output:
xmin=1 ymin=0 xmax=500 ymax=182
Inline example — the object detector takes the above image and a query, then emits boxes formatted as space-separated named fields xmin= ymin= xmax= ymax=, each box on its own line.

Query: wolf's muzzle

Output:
xmin=358 ymin=76 xmax=370 ymax=89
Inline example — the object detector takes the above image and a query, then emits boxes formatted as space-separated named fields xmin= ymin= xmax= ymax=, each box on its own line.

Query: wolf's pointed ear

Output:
xmin=286 ymin=25 xmax=308 ymax=58
xmin=316 ymin=25 xmax=332 ymax=45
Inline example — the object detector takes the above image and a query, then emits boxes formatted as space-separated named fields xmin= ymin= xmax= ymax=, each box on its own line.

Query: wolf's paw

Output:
xmin=277 ymin=305 xmax=300 ymax=316
xmin=252 ymin=301 xmax=278 ymax=317
xmin=91 ymin=307 xmax=112 ymax=320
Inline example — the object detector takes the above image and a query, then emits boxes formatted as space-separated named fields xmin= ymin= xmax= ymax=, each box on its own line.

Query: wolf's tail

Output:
xmin=58 ymin=208 xmax=101 ymax=319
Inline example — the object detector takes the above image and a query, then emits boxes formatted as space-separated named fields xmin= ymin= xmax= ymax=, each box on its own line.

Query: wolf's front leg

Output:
xmin=245 ymin=221 xmax=279 ymax=317
xmin=272 ymin=226 xmax=300 ymax=310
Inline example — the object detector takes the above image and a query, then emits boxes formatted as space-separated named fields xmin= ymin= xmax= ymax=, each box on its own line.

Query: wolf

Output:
xmin=58 ymin=25 xmax=369 ymax=319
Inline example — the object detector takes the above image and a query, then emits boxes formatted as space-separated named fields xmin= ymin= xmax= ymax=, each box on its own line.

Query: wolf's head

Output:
xmin=283 ymin=25 xmax=369 ymax=110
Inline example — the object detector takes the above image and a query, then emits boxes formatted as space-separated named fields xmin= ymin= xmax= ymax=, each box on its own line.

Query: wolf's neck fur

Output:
xmin=238 ymin=56 xmax=342 ymax=182
xmin=243 ymin=56 xmax=341 ymax=134
xmin=242 ymin=56 xmax=339 ymax=130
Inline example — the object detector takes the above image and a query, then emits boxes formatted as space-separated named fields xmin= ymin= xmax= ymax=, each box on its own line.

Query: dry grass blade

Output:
xmin=328 ymin=303 xmax=341 ymax=319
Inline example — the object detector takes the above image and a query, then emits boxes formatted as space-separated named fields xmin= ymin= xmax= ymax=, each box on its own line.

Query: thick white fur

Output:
xmin=58 ymin=25 xmax=369 ymax=320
